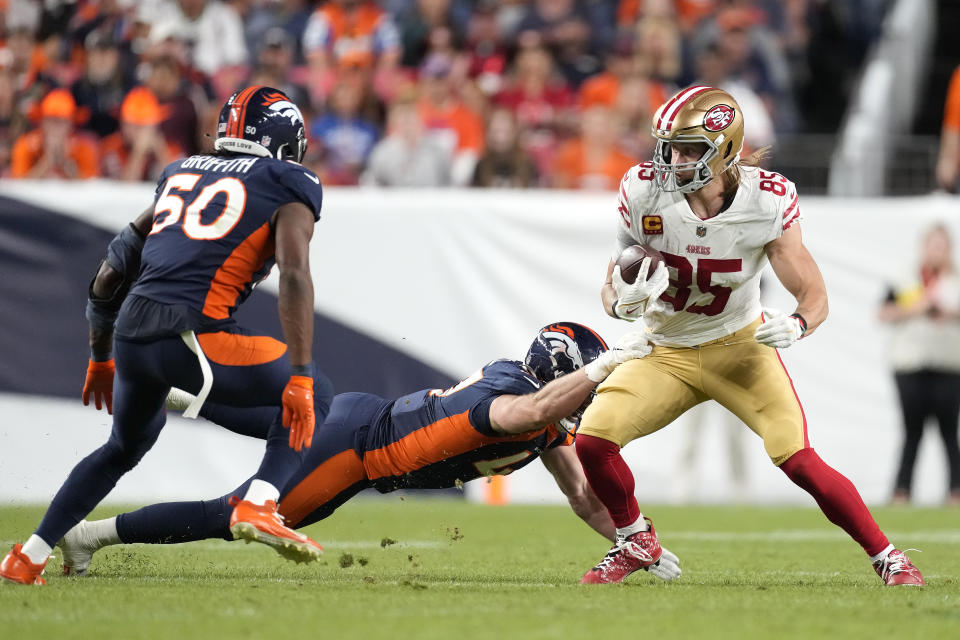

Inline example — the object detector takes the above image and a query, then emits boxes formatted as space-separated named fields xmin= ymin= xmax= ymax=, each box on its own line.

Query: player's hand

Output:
xmin=82 ymin=359 xmax=115 ymax=414
xmin=583 ymin=330 xmax=652 ymax=383
xmin=611 ymin=260 xmax=669 ymax=321
xmin=754 ymin=308 xmax=804 ymax=349
xmin=282 ymin=375 xmax=315 ymax=452
xmin=645 ymin=546 xmax=681 ymax=582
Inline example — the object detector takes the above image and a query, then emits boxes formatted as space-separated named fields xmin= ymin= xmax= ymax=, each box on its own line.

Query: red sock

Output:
xmin=575 ymin=434 xmax=641 ymax=528
xmin=780 ymin=448 xmax=889 ymax=557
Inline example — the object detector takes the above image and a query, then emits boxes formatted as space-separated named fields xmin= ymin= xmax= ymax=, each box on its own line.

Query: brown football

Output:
xmin=615 ymin=244 xmax=664 ymax=284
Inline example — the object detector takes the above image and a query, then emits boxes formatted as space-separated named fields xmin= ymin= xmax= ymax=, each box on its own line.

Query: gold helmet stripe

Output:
xmin=657 ymin=85 xmax=711 ymax=132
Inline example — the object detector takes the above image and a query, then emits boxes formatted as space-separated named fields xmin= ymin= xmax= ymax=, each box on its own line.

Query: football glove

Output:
xmin=645 ymin=546 xmax=681 ymax=582
xmin=584 ymin=330 xmax=652 ymax=383
xmin=754 ymin=308 xmax=805 ymax=349
xmin=282 ymin=375 xmax=315 ymax=452
xmin=611 ymin=259 xmax=669 ymax=322
xmin=82 ymin=359 xmax=115 ymax=414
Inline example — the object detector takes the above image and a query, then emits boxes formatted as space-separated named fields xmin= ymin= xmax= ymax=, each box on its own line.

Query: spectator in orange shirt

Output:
xmin=10 ymin=88 xmax=99 ymax=179
xmin=937 ymin=65 xmax=960 ymax=193
xmin=302 ymin=0 xmax=401 ymax=103
xmin=578 ymin=39 xmax=669 ymax=115
xmin=551 ymin=105 xmax=635 ymax=190
xmin=100 ymin=87 xmax=180 ymax=182
xmin=417 ymin=52 xmax=484 ymax=186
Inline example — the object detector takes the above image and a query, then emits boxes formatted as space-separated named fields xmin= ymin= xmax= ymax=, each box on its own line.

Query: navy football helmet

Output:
xmin=525 ymin=322 xmax=609 ymax=435
xmin=214 ymin=86 xmax=307 ymax=162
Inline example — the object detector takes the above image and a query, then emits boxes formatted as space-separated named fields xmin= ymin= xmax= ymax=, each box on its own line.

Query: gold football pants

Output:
xmin=578 ymin=318 xmax=808 ymax=466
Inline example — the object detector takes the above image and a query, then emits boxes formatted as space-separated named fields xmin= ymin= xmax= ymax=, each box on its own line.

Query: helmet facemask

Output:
xmin=652 ymin=135 xmax=722 ymax=193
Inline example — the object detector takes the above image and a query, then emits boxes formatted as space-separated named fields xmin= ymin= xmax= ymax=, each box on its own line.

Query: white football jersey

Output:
xmin=614 ymin=162 xmax=801 ymax=347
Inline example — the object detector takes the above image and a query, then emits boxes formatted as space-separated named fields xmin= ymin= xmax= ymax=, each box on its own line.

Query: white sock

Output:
xmin=87 ymin=517 xmax=121 ymax=547
xmin=616 ymin=515 xmax=649 ymax=539
xmin=870 ymin=544 xmax=895 ymax=564
xmin=21 ymin=535 xmax=52 ymax=565
xmin=243 ymin=479 xmax=280 ymax=506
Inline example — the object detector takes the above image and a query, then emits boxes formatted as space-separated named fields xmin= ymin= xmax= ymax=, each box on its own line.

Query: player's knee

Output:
xmin=102 ymin=435 xmax=153 ymax=471
xmin=575 ymin=433 xmax=620 ymax=466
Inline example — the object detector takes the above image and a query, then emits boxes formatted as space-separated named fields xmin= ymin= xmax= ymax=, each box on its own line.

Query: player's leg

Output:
xmin=930 ymin=371 xmax=960 ymax=502
xmin=576 ymin=348 xmax=704 ymax=584
xmin=62 ymin=394 xmax=378 ymax=573
xmin=705 ymin=331 xmax=923 ymax=585
xmin=178 ymin=330 xmax=335 ymax=501
xmin=892 ymin=371 xmax=927 ymax=501
xmin=2 ymin=340 xmax=168 ymax=585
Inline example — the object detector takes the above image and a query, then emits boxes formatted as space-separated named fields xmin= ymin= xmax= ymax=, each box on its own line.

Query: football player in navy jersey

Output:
xmin=58 ymin=323 xmax=682 ymax=583
xmin=1 ymin=87 xmax=336 ymax=586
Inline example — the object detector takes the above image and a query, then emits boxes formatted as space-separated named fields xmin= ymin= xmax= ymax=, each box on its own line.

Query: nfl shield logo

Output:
xmin=696 ymin=225 xmax=707 ymax=237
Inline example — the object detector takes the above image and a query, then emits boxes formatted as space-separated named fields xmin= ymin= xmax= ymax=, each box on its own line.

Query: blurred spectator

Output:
xmin=308 ymin=71 xmax=381 ymax=186
xmin=145 ymin=55 xmax=201 ymax=156
xmin=302 ymin=0 xmax=401 ymax=103
xmin=634 ymin=14 xmax=684 ymax=86
xmin=494 ymin=46 xmax=573 ymax=177
xmin=417 ymin=52 xmax=484 ymax=186
xmin=472 ymin=107 xmax=538 ymax=187
xmin=365 ymin=97 xmax=450 ymax=186
xmin=617 ymin=0 xmax=720 ymax=37
xmin=396 ymin=0 xmax=465 ymax=69
xmin=71 ymin=30 xmax=131 ymax=139
xmin=694 ymin=42 xmax=774 ymax=152
xmin=614 ymin=75 xmax=660 ymax=160
xmin=464 ymin=1 xmax=508 ymax=97
xmin=515 ymin=0 xmax=601 ymax=88
xmin=144 ymin=0 xmax=249 ymax=79
xmin=100 ymin=86 xmax=180 ymax=182
xmin=551 ymin=104 xmax=634 ymax=189
xmin=0 ymin=58 xmax=17 ymax=172
xmin=936 ymin=65 xmax=960 ymax=193
xmin=578 ymin=39 xmax=668 ymax=114
xmin=879 ymin=224 xmax=960 ymax=506
xmin=247 ymin=27 xmax=310 ymax=111
xmin=11 ymin=88 xmax=99 ymax=178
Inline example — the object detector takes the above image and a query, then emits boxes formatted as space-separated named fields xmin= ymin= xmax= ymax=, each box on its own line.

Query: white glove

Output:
xmin=611 ymin=259 xmax=670 ymax=322
xmin=754 ymin=308 xmax=804 ymax=349
xmin=583 ymin=330 xmax=652 ymax=383
xmin=645 ymin=546 xmax=681 ymax=581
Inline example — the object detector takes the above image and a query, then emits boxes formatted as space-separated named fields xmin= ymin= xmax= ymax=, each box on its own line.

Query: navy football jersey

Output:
xmin=363 ymin=359 xmax=572 ymax=492
xmin=115 ymin=154 xmax=323 ymax=339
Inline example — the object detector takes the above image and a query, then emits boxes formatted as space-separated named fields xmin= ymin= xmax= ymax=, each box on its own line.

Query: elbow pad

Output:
xmin=86 ymin=223 xmax=146 ymax=328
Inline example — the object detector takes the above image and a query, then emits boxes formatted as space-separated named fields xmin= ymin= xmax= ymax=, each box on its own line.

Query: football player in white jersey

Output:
xmin=574 ymin=86 xmax=925 ymax=587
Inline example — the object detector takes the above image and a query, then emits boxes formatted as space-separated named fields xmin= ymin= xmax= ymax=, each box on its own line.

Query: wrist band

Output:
xmin=789 ymin=313 xmax=808 ymax=335
xmin=291 ymin=363 xmax=313 ymax=378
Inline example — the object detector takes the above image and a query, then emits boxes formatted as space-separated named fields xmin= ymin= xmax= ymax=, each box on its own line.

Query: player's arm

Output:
xmin=601 ymin=259 xmax=619 ymax=317
xmin=82 ymin=207 xmax=153 ymax=413
xmin=764 ymin=224 xmax=828 ymax=337
xmin=540 ymin=445 xmax=615 ymax=541
xmin=488 ymin=369 xmax=599 ymax=435
xmin=273 ymin=202 xmax=317 ymax=451
xmin=489 ymin=331 xmax=651 ymax=435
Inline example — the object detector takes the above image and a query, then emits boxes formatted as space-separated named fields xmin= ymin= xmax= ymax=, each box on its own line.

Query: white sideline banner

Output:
xmin=1 ymin=180 xmax=958 ymax=506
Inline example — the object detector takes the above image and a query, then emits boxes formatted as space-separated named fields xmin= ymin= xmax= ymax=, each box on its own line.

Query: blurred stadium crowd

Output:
xmin=0 ymin=0 xmax=885 ymax=187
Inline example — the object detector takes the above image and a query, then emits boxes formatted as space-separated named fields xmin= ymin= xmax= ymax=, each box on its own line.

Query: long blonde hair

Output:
xmin=721 ymin=146 xmax=771 ymax=201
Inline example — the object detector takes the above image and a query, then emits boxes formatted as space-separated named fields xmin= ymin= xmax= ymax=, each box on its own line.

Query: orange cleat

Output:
xmin=228 ymin=497 xmax=322 ymax=563
xmin=1 ymin=544 xmax=47 ymax=585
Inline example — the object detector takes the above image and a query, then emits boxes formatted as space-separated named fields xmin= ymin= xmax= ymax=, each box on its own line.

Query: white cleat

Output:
xmin=166 ymin=387 xmax=197 ymax=412
xmin=57 ymin=520 xmax=98 ymax=576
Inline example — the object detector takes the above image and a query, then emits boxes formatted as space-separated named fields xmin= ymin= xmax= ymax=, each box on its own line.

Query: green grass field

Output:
xmin=1 ymin=499 xmax=957 ymax=639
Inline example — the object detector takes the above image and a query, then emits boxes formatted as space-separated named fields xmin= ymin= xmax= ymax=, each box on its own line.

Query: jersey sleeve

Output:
xmin=613 ymin=163 xmax=657 ymax=257
xmin=275 ymin=163 xmax=324 ymax=220
xmin=777 ymin=176 xmax=801 ymax=232
xmin=152 ymin=161 xmax=178 ymax=203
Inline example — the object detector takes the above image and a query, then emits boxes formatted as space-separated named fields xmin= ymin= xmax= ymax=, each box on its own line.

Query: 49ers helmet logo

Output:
xmin=703 ymin=104 xmax=735 ymax=132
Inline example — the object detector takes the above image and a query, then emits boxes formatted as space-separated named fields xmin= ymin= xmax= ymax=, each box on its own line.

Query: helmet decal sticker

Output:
xmin=704 ymin=104 xmax=735 ymax=132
